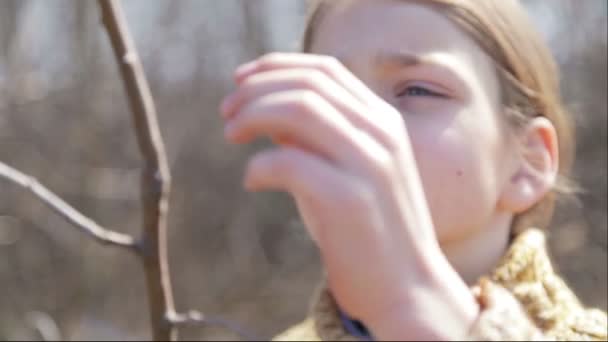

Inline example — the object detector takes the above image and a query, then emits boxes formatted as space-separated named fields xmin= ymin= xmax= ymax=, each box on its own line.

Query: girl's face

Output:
xmin=310 ymin=0 xmax=518 ymax=244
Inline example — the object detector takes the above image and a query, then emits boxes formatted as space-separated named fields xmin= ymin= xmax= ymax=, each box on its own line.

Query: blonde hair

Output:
xmin=302 ymin=0 xmax=576 ymax=234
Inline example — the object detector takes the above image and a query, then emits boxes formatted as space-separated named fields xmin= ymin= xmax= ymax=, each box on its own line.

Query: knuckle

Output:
xmin=319 ymin=55 xmax=342 ymax=72
xmin=379 ymin=110 xmax=408 ymax=152
xmin=352 ymin=131 xmax=398 ymax=176
xmin=382 ymin=131 xmax=405 ymax=153
xmin=367 ymin=147 xmax=396 ymax=177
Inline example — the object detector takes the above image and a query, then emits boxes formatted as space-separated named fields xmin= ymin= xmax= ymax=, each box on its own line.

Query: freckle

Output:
xmin=457 ymin=169 xmax=463 ymax=177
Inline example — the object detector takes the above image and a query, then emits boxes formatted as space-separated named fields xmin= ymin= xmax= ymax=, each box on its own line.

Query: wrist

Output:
xmin=364 ymin=257 xmax=480 ymax=340
xmin=365 ymin=287 xmax=480 ymax=341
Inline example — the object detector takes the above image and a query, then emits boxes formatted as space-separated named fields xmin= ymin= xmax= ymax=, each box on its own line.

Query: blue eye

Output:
xmin=398 ymin=86 xmax=445 ymax=98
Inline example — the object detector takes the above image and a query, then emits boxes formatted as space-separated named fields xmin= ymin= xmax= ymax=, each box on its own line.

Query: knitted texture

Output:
xmin=273 ymin=229 xmax=607 ymax=341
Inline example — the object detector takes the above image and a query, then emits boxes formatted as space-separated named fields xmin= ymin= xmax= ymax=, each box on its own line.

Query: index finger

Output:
xmin=235 ymin=53 xmax=385 ymax=107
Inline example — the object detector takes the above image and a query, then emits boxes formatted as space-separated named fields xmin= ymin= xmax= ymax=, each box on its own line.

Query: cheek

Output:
xmin=407 ymin=114 xmax=505 ymax=241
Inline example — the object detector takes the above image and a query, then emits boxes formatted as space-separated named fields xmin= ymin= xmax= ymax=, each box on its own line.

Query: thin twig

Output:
xmin=0 ymin=161 xmax=138 ymax=251
xmin=167 ymin=310 xmax=263 ymax=341
xmin=97 ymin=0 xmax=175 ymax=340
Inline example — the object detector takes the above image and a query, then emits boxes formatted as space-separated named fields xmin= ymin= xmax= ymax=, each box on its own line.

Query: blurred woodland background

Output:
xmin=0 ymin=0 xmax=606 ymax=340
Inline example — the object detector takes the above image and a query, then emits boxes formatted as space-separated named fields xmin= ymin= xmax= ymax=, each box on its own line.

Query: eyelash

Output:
xmin=397 ymin=85 xmax=446 ymax=98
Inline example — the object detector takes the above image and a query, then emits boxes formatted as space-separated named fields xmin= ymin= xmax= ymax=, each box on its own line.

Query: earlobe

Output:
xmin=498 ymin=117 xmax=559 ymax=214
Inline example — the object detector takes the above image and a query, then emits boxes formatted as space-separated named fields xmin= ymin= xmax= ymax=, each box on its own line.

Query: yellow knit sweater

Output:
xmin=274 ymin=228 xmax=607 ymax=341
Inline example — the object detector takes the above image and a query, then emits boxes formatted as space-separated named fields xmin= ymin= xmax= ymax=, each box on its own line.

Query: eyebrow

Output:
xmin=336 ymin=51 xmax=431 ymax=71
xmin=373 ymin=51 xmax=427 ymax=68
xmin=336 ymin=50 xmax=471 ymax=98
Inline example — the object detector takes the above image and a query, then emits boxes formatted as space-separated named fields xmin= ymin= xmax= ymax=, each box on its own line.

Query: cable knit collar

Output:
xmin=309 ymin=228 xmax=604 ymax=340
xmin=274 ymin=228 xmax=607 ymax=341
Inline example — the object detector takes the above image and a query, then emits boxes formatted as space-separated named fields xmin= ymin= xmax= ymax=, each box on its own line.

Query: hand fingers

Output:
xmin=234 ymin=53 xmax=386 ymax=109
xmin=222 ymin=68 xmax=361 ymax=119
xmin=222 ymin=68 xmax=399 ymax=147
xmin=245 ymin=147 xmax=396 ymax=274
xmin=244 ymin=146 xmax=376 ymax=242
xmin=224 ymin=89 xmax=388 ymax=171
xmin=244 ymin=146 xmax=346 ymax=195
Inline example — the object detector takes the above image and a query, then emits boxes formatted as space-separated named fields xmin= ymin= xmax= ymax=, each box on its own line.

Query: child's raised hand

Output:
xmin=220 ymin=53 xmax=479 ymax=340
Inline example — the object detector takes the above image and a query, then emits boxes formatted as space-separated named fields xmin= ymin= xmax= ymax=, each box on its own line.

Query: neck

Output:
xmin=440 ymin=214 xmax=513 ymax=285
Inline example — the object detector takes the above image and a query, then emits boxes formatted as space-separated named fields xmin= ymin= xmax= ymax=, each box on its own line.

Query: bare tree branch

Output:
xmin=0 ymin=161 xmax=138 ymax=250
xmin=97 ymin=0 xmax=175 ymax=340
xmin=3 ymin=1 xmax=259 ymax=341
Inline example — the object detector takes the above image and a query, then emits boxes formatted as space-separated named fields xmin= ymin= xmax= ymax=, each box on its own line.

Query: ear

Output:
xmin=498 ymin=117 xmax=559 ymax=214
